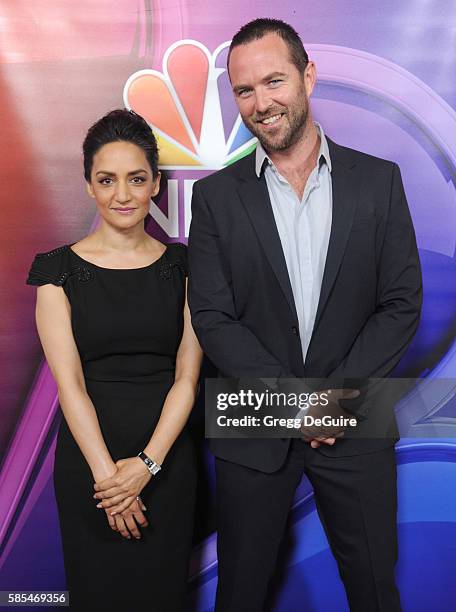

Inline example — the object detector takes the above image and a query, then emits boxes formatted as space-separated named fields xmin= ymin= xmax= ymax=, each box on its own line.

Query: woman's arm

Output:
xmin=143 ymin=285 xmax=203 ymax=464
xmin=36 ymin=284 xmax=117 ymax=482
xmin=93 ymin=284 xmax=203 ymax=513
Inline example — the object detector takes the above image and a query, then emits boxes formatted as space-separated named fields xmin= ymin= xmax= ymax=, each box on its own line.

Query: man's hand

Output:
xmin=301 ymin=388 xmax=360 ymax=447
xmin=93 ymin=457 xmax=152 ymax=515
xmin=309 ymin=434 xmax=339 ymax=448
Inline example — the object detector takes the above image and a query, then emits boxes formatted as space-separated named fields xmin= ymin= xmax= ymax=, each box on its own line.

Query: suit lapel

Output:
xmin=237 ymin=164 xmax=299 ymax=322
xmin=313 ymin=139 xmax=359 ymax=330
xmin=234 ymin=140 xmax=360 ymax=331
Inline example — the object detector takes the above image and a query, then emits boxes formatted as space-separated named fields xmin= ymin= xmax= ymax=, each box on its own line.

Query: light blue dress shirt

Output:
xmin=255 ymin=123 xmax=333 ymax=363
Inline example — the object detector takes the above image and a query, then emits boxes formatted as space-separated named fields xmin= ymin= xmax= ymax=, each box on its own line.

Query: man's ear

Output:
xmin=151 ymin=171 xmax=161 ymax=198
xmin=86 ymin=182 xmax=96 ymax=199
xmin=304 ymin=61 xmax=317 ymax=98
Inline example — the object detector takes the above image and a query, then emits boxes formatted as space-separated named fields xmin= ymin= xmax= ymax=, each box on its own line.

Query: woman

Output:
xmin=27 ymin=109 xmax=202 ymax=611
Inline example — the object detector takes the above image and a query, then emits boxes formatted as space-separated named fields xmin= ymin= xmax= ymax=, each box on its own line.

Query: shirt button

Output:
xmin=291 ymin=326 xmax=299 ymax=336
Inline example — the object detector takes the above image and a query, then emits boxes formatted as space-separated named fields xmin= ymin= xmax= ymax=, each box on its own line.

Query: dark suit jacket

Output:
xmin=188 ymin=138 xmax=422 ymax=472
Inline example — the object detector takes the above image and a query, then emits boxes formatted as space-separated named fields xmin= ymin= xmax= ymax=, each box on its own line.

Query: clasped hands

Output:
xmin=300 ymin=388 xmax=360 ymax=448
xmin=93 ymin=457 xmax=152 ymax=540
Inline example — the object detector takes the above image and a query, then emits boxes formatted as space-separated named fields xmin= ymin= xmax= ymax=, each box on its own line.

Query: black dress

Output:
xmin=27 ymin=243 xmax=196 ymax=612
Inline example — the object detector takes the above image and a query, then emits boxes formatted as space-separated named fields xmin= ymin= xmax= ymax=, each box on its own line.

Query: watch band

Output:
xmin=138 ymin=451 xmax=162 ymax=476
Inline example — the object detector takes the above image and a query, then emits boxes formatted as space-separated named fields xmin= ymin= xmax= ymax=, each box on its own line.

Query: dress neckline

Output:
xmin=68 ymin=244 xmax=168 ymax=271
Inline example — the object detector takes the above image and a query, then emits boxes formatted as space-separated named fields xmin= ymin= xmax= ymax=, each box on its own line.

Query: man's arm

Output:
xmin=188 ymin=180 xmax=292 ymax=379
xmin=330 ymin=163 xmax=422 ymax=383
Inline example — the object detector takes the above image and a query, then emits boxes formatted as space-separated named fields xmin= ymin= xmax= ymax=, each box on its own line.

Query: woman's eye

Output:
xmin=99 ymin=177 xmax=113 ymax=185
xmin=131 ymin=176 xmax=146 ymax=184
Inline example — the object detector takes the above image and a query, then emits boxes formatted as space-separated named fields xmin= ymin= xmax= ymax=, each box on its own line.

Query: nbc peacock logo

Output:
xmin=123 ymin=40 xmax=256 ymax=239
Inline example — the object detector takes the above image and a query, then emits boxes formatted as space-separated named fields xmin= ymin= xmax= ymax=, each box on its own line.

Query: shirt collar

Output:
xmin=254 ymin=122 xmax=332 ymax=177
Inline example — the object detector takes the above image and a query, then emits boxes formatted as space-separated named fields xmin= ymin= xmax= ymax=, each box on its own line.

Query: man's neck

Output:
xmin=267 ymin=120 xmax=319 ymax=177
xmin=266 ymin=121 xmax=321 ymax=200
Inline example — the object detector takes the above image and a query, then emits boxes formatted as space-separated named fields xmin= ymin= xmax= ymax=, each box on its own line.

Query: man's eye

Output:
xmin=269 ymin=79 xmax=282 ymax=86
xmin=237 ymin=89 xmax=252 ymax=98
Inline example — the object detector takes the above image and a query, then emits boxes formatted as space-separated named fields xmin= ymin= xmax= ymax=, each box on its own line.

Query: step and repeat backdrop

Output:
xmin=0 ymin=1 xmax=455 ymax=610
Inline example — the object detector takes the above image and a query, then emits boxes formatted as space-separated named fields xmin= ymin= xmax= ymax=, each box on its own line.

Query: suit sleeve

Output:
xmin=188 ymin=180 xmax=292 ymax=379
xmin=330 ymin=163 xmax=422 ymax=383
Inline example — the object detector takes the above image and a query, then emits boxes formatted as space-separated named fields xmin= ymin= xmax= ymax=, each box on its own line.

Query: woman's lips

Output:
xmin=112 ymin=208 xmax=136 ymax=215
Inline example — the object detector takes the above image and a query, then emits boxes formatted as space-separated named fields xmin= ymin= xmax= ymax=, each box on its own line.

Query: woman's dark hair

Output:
xmin=228 ymin=18 xmax=309 ymax=75
xmin=83 ymin=109 xmax=159 ymax=181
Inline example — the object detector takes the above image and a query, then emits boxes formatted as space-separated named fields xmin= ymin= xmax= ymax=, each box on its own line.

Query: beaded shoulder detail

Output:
xmin=34 ymin=245 xmax=71 ymax=260
xmin=27 ymin=245 xmax=93 ymax=287
xmin=158 ymin=243 xmax=187 ymax=280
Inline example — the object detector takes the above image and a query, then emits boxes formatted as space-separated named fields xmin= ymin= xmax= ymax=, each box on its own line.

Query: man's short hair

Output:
xmin=228 ymin=18 xmax=309 ymax=74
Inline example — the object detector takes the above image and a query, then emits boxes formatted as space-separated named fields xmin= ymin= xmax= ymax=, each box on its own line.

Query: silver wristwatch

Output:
xmin=138 ymin=451 xmax=162 ymax=475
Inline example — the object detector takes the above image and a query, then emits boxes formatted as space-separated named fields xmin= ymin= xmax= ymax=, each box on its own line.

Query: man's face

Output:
xmin=228 ymin=33 xmax=315 ymax=152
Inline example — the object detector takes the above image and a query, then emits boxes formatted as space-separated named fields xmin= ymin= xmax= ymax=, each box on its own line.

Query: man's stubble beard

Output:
xmin=244 ymin=91 xmax=309 ymax=153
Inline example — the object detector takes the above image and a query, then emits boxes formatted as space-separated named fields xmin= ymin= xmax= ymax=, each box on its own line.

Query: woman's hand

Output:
xmin=93 ymin=457 xmax=152 ymax=515
xmin=105 ymin=496 xmax=149 ymax=539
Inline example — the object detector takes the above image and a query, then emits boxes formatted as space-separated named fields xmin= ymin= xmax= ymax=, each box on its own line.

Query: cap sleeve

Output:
xmin=158 ymin=243 xmax=187 ymax=281
xmin=169 ymin=242 xmax=188 ymax=276
xmin=26 ymin=245 xmax=72 ymax=287
xmin=173 ymin=242 xmax=188 ymax=276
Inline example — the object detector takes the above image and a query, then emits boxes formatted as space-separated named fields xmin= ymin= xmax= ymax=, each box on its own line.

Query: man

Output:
xmin=188 ymin=18 xmax=422 ymax=612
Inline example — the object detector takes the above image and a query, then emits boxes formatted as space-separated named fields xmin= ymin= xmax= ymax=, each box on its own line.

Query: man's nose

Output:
xmin=254 ymin=88 xmax=272 ymax=114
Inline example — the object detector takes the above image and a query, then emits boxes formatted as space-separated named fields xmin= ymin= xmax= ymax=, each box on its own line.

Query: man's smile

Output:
xmin=258 ymin=113 xmax=285 ymax=125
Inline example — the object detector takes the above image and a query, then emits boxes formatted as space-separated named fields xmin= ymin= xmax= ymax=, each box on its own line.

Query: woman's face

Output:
xmin=87 ymin=141 xmax=160 ymax=228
